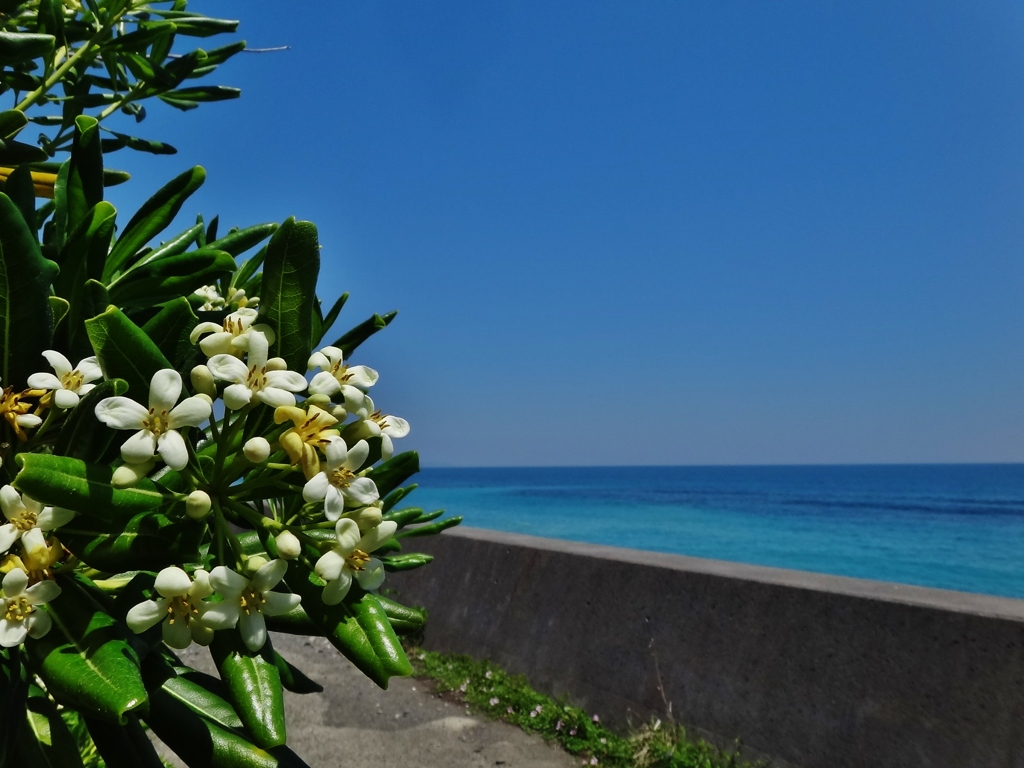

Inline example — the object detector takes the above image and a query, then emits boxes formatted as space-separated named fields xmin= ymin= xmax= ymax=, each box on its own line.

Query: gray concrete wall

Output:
xmin=393 ymin=527 xmax=1024 ymax=768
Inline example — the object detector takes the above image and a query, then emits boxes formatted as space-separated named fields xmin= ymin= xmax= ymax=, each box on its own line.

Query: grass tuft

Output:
xmin=409 ymin=648 xmax=766 ymax=768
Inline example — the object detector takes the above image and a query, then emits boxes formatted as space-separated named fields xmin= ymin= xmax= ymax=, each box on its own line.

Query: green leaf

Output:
xmin=284 ymin=566 xmax=412 ymax=689
xmin=381 ymin=483 xmax=417 ymax=513
xmin=2 ymin=164 xmax=37 ymax=232
xmin=141 ymin=297 xmax=200 ymax=373
xmin=13 ymin=453 xmax=170 ymax=517
xmin=317 ymin=292 xmax=348 ymax=345
xmin=85 ymin=715 xmax=166 ymax=768
xmin=209 ymin=222 xmax=277 ymax=260
xmin=103 ymin=166 xmax=206 ymax=280
xmin=375 ymin=595 xmax=426 ymax=634
xmin=211 ymin=632 xmax=287 ymax=749
xmin=396 ymin=516 xmax=463 ymax=539
xmin=0 ymin=193 xmax=60 ymax=388
xmin=0 ymin=139 xmax=48 ymax=165
xmin=330 ymin=310 xmax=397 ymax=358
xmin=27 ymin=576 xmax=147 ymax=725
xmin=366 ymin=451 xmax=420 ymax=498
xmin=85 ymin=305 xmax=172 ymax=400
xmin=0 ymin=32 xmax=55 ymax=64
xmin=99 ymin=131 xmax=177 ymax=156
xmin=164 ymin=85 xmax=241 ymax=102
xmin=263 ymin=605 xmax=318 ymax=636
xmin=53 ymin=378 xmax=128 ymax=460
xmin=0 ymin=109 xmax=28 ymax=140
xmin=66 ymin=116 xmax=104 ymax=237
xmin=13 ymin=684 xmax=85 ymax=768
xmin=380 ymin=552 xmax=434 ymax=572
xmin=108 ymin=248 xmax=235 ymax=306
xmin=257 ymin=218 xmax=319 ymax=370
xmin=58 ymin=509 xmax=204 ymax=572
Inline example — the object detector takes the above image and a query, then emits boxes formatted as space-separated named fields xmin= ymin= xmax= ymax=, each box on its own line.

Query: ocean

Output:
xmin=410 ymin=464 xmax=1024 ymax=599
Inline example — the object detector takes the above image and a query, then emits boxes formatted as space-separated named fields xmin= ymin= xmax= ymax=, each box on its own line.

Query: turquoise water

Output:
xmin=411 ymin=464 xmax=1024 ymax=599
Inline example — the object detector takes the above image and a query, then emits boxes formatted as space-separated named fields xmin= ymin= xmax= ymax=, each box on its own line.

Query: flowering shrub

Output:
xmin=0 ymin=2 xmax=458 ymax=764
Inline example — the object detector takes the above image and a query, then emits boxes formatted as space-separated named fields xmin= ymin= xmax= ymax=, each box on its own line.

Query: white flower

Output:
xmin=307 ymin=346 xmax=378 ymax=410
xmin=94 ymin=369 xmax=212 ymax=471
xmin=125 ymin=567 xmax=214 ymax=649
xmin=302 ymin=438 xmax=379 ymax=521
xmin=207 ymin=331 xmax=306 ymax=410
xmin=26 ymin=351 xmax=102 ymax=409
xmin=194 ymin=284 xmax=224 ymax=311
xmin=0 ymin=569 xmax=60 ymax=647
xmin=203 ymin=560 xmax=301 ymax=651
xmin=315 ymin=519 xmax=396 ymax=605
xmin=0 ymin=486 xmax=73 ymax=553
xmin=190 ymin=307 xmax=275 ymax=358
xmin=344 ymin=397 xmax=410 ymax=460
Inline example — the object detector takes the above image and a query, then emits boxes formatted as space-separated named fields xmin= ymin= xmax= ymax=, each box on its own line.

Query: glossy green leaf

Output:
xmin=66 ymin=115 xmax=104 ymax=237
xmin=375 ymin=595 xmax=426 ymax=635
xmin=132 ymin=222 xmax=203 ymax=268
xmin=0 ymin=139 xmax=48 ymax=165
xmin=141 ymin=297 xmax=201 ymax=373
xmin=366 ymin=451 xmax=420 ymax=498
xmin=2 ymin=164 xmax=36 ymax=232
xmin=61 ymin=510 xmax=203 ymax=572
xmin=27 ymin=576 xmax=147 ymax=724
xmin=85 ymin=305 xmax=173 ymax=399
xmin=99 ymin=131 xmax=177 ymax=156
xmin=382 ymin=506 xmax=426 ymax=527
xmin=13 ymin=684 xmax=85 ymax=768
xmin=209 ymin=222 xmax=277 ymax=260
xmin=396 ymin=516 xmax=463 ymax=539
xmin=0 ymin=193 xmax=59 ymax=388
xmin=13 ymin=453 xmax=170 ymax=517
xmin=285 ymin=565 xmax=412 ymax=689
xmin=211 ymin=632 xmax=287 ymax=749
xmin=263 ymin=605 xmax=318 ymax=636
xmin=0 ymin=109 xmax=28 ymax=140
xmin=257 ymin=218 xmax=319 ymax=371
xmin=53 ymin=378 xmax=128 ymax=460
xmin=165 ymin=85 xmax=241 ymax=102
xmin=85 ymin=715 xmax=166 ymax=768
xmin=316 ymin=292 xmax=348 ymax=345
xmin=0 ymin=32 xmax=55 ymax=64
xmin=380 ymin=553 xmax=434 ymax=572
xmin=141 ymin=654 xmax=244 ymax=732
xmin=108 ymin=247 xmax=235 ymax=306
xmin=380 ymin=483 xmax=417 ymax=513
xmin=48 ymin=296 xmax=69 ymax=326
xmin=330 ymin=310 xmax=397 ymax=358
xmin=103 ymin=166 xmax=206 ymax=279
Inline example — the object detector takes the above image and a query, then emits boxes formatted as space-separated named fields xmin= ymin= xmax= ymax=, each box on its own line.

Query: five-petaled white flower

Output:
xmin=344 ymin=396 xmax=410 ymax=461
xmin=203 ymin=560 xmax=301 ymax=651
xmin=307 ymin=346 xmax=378 ymax=411
xmin=0 ymin=568 xmax=59 ymax=647
xmin=315 ymin=519 xmax=396 ymax=605
xmin=26 ymin=351 xmax=103 ymax=409
xmin=94 ymin=369 xmax=212 ymax=471
xmin=126 ymin=566 xmax=214 ymax=649
xmin=190 ymin=307 xmax=275 ymax=358
xmin=0 ymin=486 xmax=73 ymax=553
xmin=302 ymin=438 xmax=379 ymax=521
xmin=207 ymin=330 xmax=306 ymax=410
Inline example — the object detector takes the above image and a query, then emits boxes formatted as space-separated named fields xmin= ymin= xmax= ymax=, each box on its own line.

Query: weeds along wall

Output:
xmin=395 ymin=527 xmax=1024 ymax=768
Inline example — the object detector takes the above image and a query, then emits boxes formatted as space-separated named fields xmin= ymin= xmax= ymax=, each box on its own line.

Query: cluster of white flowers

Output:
xmin=0 ymin=486 xmax=70 ymax=647
xmin=81 ymin=306 xmax=411 ymax=650
xmin=194 ymin=284 xmax=258 ymax=312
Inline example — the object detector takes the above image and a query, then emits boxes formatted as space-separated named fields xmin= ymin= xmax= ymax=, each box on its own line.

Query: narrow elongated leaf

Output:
xmin=380 ymin=552 xmax=434 ymax=572
xmin=66 ymin=115 xmax=103 ymax=236
xmin=52 ymin=379 xmax=126 ymax=459
xmin=2 ymin=164 xmax=36 ymax=231
xmin=380 ymin=483 xmax=417 ymax=513
xmin=209 ymin=222 xmax=277 ymax=260
xmin=284 ymin=565 xmax=411 ymax=688
xmin=257 ymin=218 xmax=319 ymax=370
xmin=99 ymin=131 xmax=177 ymax=156
xmin=376 ymin=595 xmax=426 ymax=634
xmin=263 ymin=605 xmax=317 ymax=635
xmin=58 ymin=509 xmax=204 ymax=572
xmin=13 ymin=684 xmax=85 ymax=768
xmin=271 ymin=652 xmax=322 ymax=694
xmin=103 ymin=166 xmax=205 ymax=279
xmin=211 ymin=632 xmax=286 ymax=748
xmin=317 ymin=292 xmax=348 ymax=345
xmin=0 ymin=109 xmax=27 ymax=140
xmin=0 ymin=193 xmax=59 ymax=388
xmin=108 ymin=248 xmax=235 ymax=306
xmin=0 ymin=32 xmax=55 ymax=64
xmin=27 ymin=577 xmax=147 ymax=724
xmin=396 ymin=516 xmax=462 ymax=539
xmin=85 ymin=305 xmax=172 ymax=399
xmin=13 ymin=453 xmax=170 ymax=516
xmin=132 ymin=222 xmax=203 ymax=268
xmin=329 ymin=310 xmax=397 ymax=357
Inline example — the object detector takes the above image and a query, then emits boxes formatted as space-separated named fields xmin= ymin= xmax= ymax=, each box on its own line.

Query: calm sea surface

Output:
xmin=411 ymin=464 xmax=1024 ymax=599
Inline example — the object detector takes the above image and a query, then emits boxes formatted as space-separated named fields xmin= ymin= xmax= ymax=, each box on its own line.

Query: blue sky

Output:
xmin=106 ymin=1 xmax=1024 ymax=466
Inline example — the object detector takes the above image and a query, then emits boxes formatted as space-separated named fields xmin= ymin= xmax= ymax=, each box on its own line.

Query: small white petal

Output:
xmin=36 ymin=507 xmax=74 ymax=531
xmin=24 ymin=610 xmax=51 ymax=639
xmin=265 ymin=370 xmax=307 ymax=393
xmin=76 ymin=357 xmax=103 ymax=382
xmin=334 ymin=519 xmax=361 ymax=553
xmin=321 ymin=572 xmax=352 ymax=605
xmin=254 ymin=387 xmax=296 ymax=409
xmin=190 ymin=621 xmax=214 ymax=646
xmin=41 ymin=350 xmax=73 ymax=377
xmin=95 ymin=397 xmax=148 ymax=430
xmin=206 ymin=354 xmax=249 ymax=384
xmin=381 ymin=416 xmax=410 ymax=438
xmin=26 ymin=372 xmax=62 ymax=390
xmin=239 ymin=611 xmax=267 ymax=651
xmin=189 ymin=321 xmax=224 ymax=344
xmin=121 ymin=430 xmax=157 ymax=464
xmin=359 ymin=520 xmax=399 ymax=553
xmin=210 ymin=566 xmax=247 ymax=598
xmin=343 ymin=440 xmax=370 ymax=472
xmin=302 ymin=473 xmax=330 ymax=503
xmin=168 ymin=395 xmax=212 ymax=429
xmin=344 ymin=477 xmax=379 ymax=507
xmin=155 ymin=566 xmax=192 ymax=598
xmin=190 ymin=569 xmax=214 ymax=600
xmin=307 ymin=371 xmax=340 ymax=397
xmin=126 ymin=598 xmax=169 ymax=633
xmin=252 ymin=559 xmax=288 ymax=593
xmin=53 ymin=389 xmax=80 ymax=409
xmin=157 ymin=430 xmax=189 ymax=470
xmin=381 ymin=433 xmax=394 ymax=461
xmin=2 ymin=569 xmax=27 ymax=598
xmin=162 ymin=617 xmax=193 ymax=649
xmin=15 ymin=414 xmax=41 ymax=429
xmin=200 ymin=601 xmax=240 ymax=630
xmin=354 ymin=559 xmax=386 ymax=592
xmin=346 ymin=365 xmax=379 ymax=389
xmin=199 ymin=332 xmax=235 ymax=357
xmin=314 ymin=550 xmax=345 ymax=582
xmin=324 ymin=486 xmax=346 ymax=521
xmin=324 ymin=437 xmax=348 ymax=469
xmin=149 ymin=369 xmax=182 ymax=413
xmin=24 ymin=580 xmax=59 ymax=604
xmin=307 ymin=351 xmax=330 ymax=371
xmin=0 ymin=525 xmax=20 ymax=551
xmin=262 ymin=591 xmax=301 ymax=616
xmin=0 ymin=486 xmax=24 ymax=520
xmin=0 ymin=618 xmax=27 ymax=647
xmin=222 ymin=383 xmax=253 ymax=410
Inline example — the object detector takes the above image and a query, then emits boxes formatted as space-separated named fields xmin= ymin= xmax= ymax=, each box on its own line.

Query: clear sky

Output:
xmin=105 ymin=1 xmax=1024 ymax=466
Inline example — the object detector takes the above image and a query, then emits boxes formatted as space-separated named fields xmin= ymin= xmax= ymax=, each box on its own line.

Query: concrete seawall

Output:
xmin=394 ymin=527 xmax=1024 ymax=768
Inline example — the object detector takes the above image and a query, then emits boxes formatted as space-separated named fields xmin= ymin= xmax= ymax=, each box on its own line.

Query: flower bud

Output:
xmin=112 ymin=460 xmax=155 ymax=488
xmin=266 ymin=357 xmax=287 ymax=372
xmin=345 ymin=504 xmax=383 ymax=532
xmin=243 ymin=436 xmax=271 ymax=463
xmin=185 ymin=490 xmax=212 ymax=520
xmin=190 ymin=365 xmax=217 ymax=398
xmin=275 ymin=531 xmax=301 ymax=560
xmin=329 ymin=404 xmax=347 ymax=421
xmin=245 ymin=555 xmax=269 ymax=575
xmin=306 ymin=393 xmax=331 ymax=409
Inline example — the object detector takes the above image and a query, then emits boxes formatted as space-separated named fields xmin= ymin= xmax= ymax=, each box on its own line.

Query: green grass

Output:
xmin=409 ymin=648 xmax=766 ymax=768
